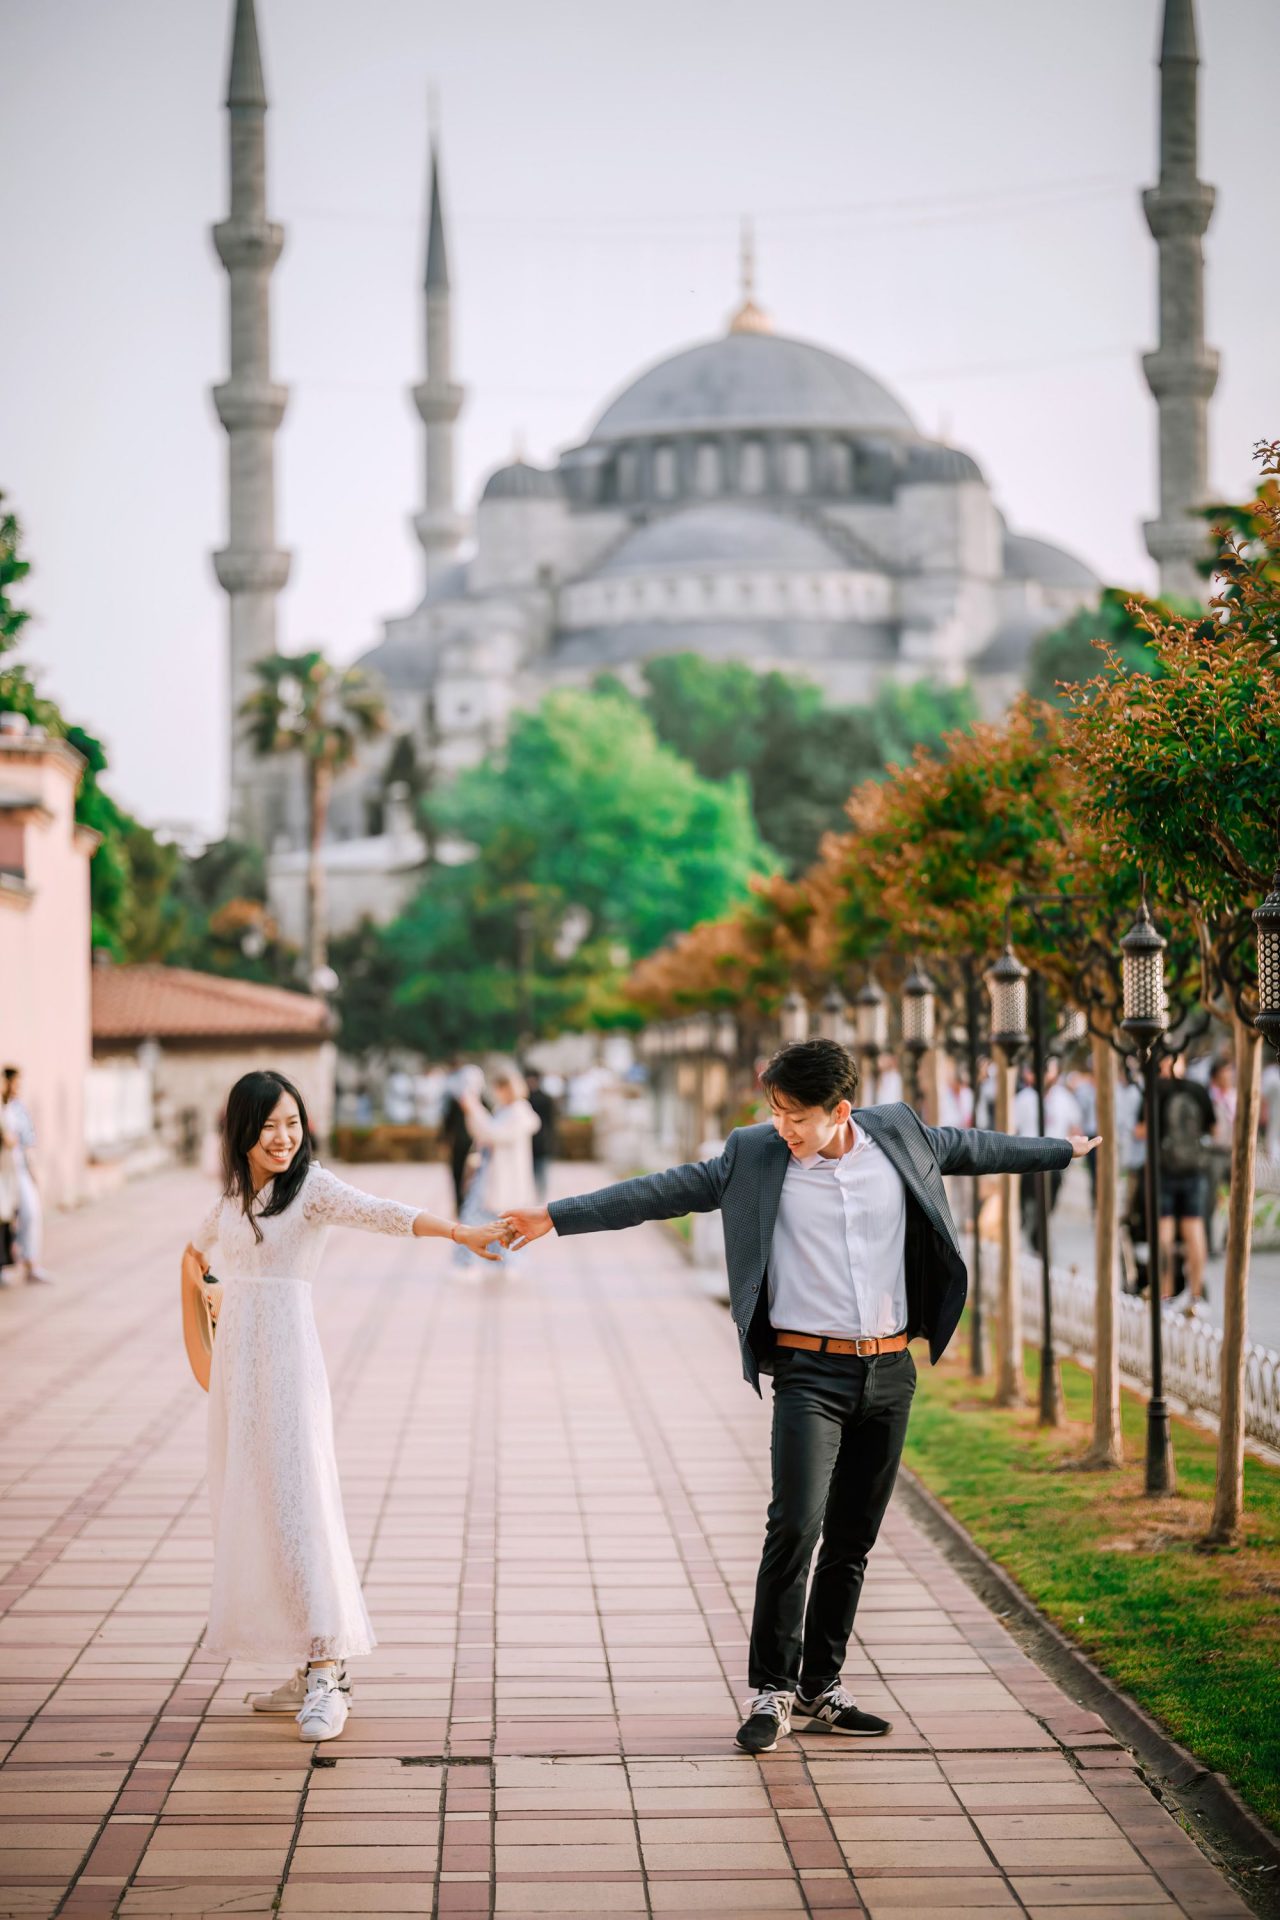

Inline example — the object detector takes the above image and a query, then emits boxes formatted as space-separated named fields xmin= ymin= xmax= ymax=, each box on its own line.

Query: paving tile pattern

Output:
xmin=0 ymin=1165 xmax=1251 ymax=1919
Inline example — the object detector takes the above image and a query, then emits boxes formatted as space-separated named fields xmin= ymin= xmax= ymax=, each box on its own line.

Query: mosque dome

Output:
xmin=588 ymin=330 xmax=917 ymax=442
xmin=1002 ymin=530 xmax=1099 ymax=592
xmin=593 ymin=504 xmax=849 ymax=576
xmin=480 ymin=459 xmax=563 ymax=502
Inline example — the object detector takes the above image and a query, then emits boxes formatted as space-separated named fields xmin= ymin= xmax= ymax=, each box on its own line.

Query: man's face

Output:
xmin=768 ymin=1091 xmax=852 ymax=1159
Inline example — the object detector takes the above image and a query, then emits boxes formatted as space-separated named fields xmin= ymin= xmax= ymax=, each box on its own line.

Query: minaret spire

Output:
xmin=412 ymin=112 xmax=466 ymax=585
xmin=728 ymin=217 xmax=771 ymax=335
xmin=211 ymin=0 xmax=290 ymax=846
xmin=1141 ymin=0 xmax=1218 ymax=602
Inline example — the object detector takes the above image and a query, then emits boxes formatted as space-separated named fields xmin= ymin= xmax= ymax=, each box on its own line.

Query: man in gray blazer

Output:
xmin=503 ymin=1038 xmax=1098 ymax=1755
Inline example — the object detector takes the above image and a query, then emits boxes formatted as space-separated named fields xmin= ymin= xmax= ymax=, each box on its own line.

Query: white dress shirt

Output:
xmin=767 ymin=1123 xmax=908 ymax=1338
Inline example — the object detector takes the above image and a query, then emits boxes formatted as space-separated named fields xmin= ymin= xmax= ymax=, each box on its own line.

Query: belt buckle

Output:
xmin=854 ymin=1337 xmax=877 ymax=1356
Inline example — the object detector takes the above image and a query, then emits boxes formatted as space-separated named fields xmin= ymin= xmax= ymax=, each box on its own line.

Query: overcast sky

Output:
xmin=3 ymin=0 xmax=1277 ymax=838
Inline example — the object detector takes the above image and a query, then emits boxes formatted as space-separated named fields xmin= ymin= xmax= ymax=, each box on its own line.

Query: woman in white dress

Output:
xmin=187 ymin=1068 xmax=509 ymax=1741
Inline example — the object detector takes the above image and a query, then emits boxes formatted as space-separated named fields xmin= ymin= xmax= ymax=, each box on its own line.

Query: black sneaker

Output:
xmin=735 ymin=1688 xmax=792 ymax=1753
xmin=794 ymin=1682 xmax=891 ymax=1736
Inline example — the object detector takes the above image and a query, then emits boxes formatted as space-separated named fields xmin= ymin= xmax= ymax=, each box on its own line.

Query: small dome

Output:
xmin=903 ymin=441 xmax=984 ymax=485
xmin=481 ymin=460 xmax=563 ymax=502
xmin=1003 ymin=530 xmax=1099 ymax=591
xmin=589 ymin=330 xmax=916 ymax=441
xmin=592 ymin=505 xmax=850 ymax=577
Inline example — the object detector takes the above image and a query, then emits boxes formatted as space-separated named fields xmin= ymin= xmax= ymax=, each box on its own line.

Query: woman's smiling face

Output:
xmin=247 ymin=1092 xmax=304 ymax=1188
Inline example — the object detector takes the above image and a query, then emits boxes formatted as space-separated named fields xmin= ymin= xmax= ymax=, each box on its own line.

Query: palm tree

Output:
xmin=242 ymin=650 xmax=387 ymax=980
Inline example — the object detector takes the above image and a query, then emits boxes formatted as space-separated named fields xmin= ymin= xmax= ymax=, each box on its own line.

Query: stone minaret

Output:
xmin=1142 ymin=0 xmax=1219 ymax=602
xmin=212 ymin=0 xmax=291 ymax=846
xmin=411 ymin=134 xmax=466 ymax=587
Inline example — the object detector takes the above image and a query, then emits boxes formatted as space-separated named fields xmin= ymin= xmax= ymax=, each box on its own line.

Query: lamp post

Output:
xmin=901 ymin=960 xmax=936 ymax=1112
xmin=986 ymin=941 xmax=1028 ymax=1406
xmin=1120 ymin=894 xmax=1175 ymax=1497
xmin=1028 ymin=968 xmax=1063 ymax=1426
xmin=819 ymin=985 xmax=852 ymax=1046
xmin=780 ymin=989 xmax=810 ymax=1047
xmin=1255 ymin=869 xmax=1280 ymax=1055
xmin=854 ymin=976 xmax=888 ymax=1102
xmin=963 ymin=958 xmax=986 ymax=1377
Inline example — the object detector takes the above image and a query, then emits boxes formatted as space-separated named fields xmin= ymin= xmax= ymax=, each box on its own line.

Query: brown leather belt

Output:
xmin=774 ymin=1329 xmax=909 ymax=1357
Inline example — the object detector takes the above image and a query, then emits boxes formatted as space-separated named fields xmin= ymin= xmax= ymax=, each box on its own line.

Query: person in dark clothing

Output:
xmin=1154 ymin=1058 xmax=1215 ymax=1311
xmin=524 ymin=1070 xmax=559 ymax=1204
xmin=440 ymin=1064 xmax=478 ymax=1215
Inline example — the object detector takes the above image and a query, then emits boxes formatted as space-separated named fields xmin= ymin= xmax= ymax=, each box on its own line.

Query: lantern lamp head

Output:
xmin=901 ymin=960 xmax=937 ymax=1056
xmin=1119 ymin=896 xmax=1169 ymax=1056
xmin=985 ymin=945 xmax=1029 ymax=1057
xmin=1254 ymin=868 xmax=1280 ymax=1054
xmin=854 ymin=975 xmax=889 ymax=1054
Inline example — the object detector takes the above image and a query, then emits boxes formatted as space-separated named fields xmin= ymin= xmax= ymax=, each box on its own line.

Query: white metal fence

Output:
xmin=982 ymin=1253 xmax=1280 ymax=1453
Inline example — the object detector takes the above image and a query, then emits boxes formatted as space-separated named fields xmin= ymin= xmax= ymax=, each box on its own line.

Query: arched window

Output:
xmin=653 ymin=444 xmax=678 ymax=499
xmin=782 ymin=439 xmax=811 ymax=494
xmin=739 ymin=439 xmax=767 ymax=494
xmin=695 ymin=441 xmax=722 ymax=496
xmin=616 ymin=449 xmax=639 ymax=500
xmin=828 ymin=441 xmax=853 ymax=493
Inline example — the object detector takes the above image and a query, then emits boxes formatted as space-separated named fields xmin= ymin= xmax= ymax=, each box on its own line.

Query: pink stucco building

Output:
xmin=0 ymin=718 xmax=98 ymax=1208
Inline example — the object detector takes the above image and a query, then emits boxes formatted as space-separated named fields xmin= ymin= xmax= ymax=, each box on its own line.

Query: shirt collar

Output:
xmin=793 ymin=1120 xmax=869 ymax=1171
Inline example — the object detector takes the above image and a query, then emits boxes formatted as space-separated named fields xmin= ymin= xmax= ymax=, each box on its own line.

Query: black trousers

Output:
xmin=747 ymin=1346 xmax=916 ymax=1695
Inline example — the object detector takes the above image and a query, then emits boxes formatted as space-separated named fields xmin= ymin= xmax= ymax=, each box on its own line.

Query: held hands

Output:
xmin=500 ymin=1206 xmax=554 ymax=1250
xmin=451 ymin=1220 xmax=517 ymax=1262
xmin=1068 ymin=1134 xmax=1103 ymax=1158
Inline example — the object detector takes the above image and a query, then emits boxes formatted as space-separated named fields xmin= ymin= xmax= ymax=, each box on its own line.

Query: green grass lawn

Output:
xmin=904 ymin=1340 xmax=1280 ymax=1834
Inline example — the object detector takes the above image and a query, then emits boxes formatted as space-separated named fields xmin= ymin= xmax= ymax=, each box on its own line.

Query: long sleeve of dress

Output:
xmin=192 ymin=1200 xmax=223 ymax=1257
xmin=301 ymin=1165 xmax=420 ymax=1235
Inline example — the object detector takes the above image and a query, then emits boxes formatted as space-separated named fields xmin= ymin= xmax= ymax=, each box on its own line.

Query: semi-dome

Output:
xmin=592 ymin=505 xmax=850 ymax=576
xmin=589 ymin=330 xmax=916 ymax=442
xmin=481 ymin=459 xmax=563 ymax=502
xmin=1002 ymin=530 xmax=1099 ymax=591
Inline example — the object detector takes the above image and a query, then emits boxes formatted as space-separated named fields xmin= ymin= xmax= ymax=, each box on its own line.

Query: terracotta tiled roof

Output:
xmin=92 ymin=965 xmax=331 ymax=1043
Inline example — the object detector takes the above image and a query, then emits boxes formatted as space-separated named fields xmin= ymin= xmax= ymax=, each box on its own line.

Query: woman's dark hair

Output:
xmin=221 ymin=1070 xmax=313 ymax=1241
xmin=760 ymin=1039 xmax=859 ymax=1112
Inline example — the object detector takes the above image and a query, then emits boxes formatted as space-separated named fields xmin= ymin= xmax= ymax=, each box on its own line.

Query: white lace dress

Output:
xmin=192 ymin=1163 xmax=419 ymax=1664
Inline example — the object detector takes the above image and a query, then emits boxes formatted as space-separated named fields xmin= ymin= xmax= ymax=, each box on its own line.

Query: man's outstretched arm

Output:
xmin=924 ymin=1122 xmax=1100 ymax=1179
xmin=503 ymin=1139 xmax=736 ymax=1248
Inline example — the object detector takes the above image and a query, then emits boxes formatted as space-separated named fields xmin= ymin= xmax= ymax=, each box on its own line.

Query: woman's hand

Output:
xmin=452 ymin=1220 xmax=515 ymax=1262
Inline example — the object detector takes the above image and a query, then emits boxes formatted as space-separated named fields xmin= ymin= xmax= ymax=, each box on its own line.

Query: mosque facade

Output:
xmin=209 ymin=1 xmax=1217 ymax=944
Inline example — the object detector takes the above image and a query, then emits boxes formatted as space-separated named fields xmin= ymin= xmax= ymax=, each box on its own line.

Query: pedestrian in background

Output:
xmin=525 ymin=1068 xmax=559 ymax=1204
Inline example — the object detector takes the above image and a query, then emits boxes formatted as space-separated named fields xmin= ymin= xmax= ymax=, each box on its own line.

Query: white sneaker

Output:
xmin=296 ymin=1666 xmax=350 ymax=1742
xmin=247 ymin=1667 xmax=308 ymax=1713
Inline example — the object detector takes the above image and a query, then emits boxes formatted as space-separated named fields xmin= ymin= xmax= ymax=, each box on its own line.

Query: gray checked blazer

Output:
xmin=548 ymin=1103 xmax=1073 ymax=1393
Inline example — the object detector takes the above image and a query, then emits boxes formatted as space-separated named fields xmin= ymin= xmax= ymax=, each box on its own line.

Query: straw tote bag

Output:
xmin=181 ymin=1244 xmax=221 ymax=1391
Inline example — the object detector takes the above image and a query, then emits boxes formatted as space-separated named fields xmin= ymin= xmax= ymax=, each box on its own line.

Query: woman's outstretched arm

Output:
xmin=303 ymin=1164 xmax=512 ymax=1260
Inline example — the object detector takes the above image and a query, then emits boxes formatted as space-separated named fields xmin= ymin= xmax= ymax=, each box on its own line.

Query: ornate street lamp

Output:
xmin=985 ymin=945 xmax=1028 ymax=1057
xmin=854 ymin=977 xmax=887 ymax=1048
xmin=780 ymin=990 xmax=810 ymax=1046
xmin=1120 ymin=893 xmax=1175 ymax=1497
xmin=1254 ymin=868 xmax=1280 ymax=1054
xmin=714 ymin=1011 xmax=738 ymax=1058
xmin=901 ymin=960 xmax=936 ymax=1109
xmin=819 ymin=985 xmax=852 ymax=1046
xmin=687 ymin=1011 xmax=713 ymax=1054
xmin=1056 ymin=1003 xmax=1088 ymax=1050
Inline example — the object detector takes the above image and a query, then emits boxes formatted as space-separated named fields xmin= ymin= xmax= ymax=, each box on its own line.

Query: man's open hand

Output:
xmin=501 ymin=1206 xmax=554 ymax=1249
xmin=1069 ymin=1134 xmax=1103 ymax=1158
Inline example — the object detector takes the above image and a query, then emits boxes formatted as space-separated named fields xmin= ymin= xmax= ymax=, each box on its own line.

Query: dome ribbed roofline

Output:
xmin=588 ymin=329 xmax=916 ymax=443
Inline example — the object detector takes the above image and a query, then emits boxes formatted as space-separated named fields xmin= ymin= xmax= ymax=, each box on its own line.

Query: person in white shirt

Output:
xmin=501 ymin=1040 xmax=1098 ymax=1755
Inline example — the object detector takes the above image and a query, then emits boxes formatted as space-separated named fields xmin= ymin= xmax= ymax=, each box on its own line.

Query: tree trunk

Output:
xmin=1204 ymin=1012 xmax=1261 ymax=1546
xmin=995 ymin=1055 xmax=1024 ymax=1407
xmin=1083 ymin=1034 xmax=1123 ymax=1467
xmin=307 ymin=760 xmax=332 ymax=982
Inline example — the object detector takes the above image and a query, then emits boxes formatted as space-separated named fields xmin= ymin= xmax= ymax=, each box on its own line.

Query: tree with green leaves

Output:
xmin=1068 ymin=441 xmax=1280 ymax=1545
xmin=356 ymin=686 xmax=772 ymax=1055
xmin=597 ymin=655 xmax=977 ymax=875
xmin=1023 ymin=583 xmax=1205 ymax=706
xmin=242 ymin=651 xmax=387 ymax=979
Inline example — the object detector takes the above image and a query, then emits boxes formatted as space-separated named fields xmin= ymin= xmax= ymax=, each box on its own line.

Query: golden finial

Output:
xmin=728 ymin=217 xmax=772 ymax=335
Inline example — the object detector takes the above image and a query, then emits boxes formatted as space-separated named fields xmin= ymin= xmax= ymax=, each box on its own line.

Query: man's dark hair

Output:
xmin=761 ymin=1039 xmax=859 ymax=1112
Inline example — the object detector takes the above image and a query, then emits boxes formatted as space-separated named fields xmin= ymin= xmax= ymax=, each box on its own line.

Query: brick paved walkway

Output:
xmin=0 ymin=1165 xmax=1252 ymax=1919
